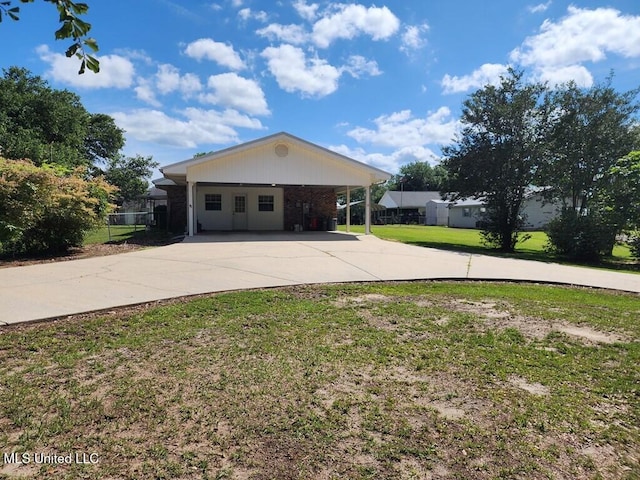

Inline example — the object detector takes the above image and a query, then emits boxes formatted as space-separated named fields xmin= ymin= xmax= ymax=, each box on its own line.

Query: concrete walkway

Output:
xmin=1 ymin=231 xmax=639 ymax=326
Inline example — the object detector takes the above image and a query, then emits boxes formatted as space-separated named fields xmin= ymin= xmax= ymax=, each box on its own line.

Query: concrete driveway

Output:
xmin=1 ymin=231 xmax=639 ymax=325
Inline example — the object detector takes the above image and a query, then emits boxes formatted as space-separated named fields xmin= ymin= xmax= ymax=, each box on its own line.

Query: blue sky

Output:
xmin=1 ymin=0 xmax=639 ymax=175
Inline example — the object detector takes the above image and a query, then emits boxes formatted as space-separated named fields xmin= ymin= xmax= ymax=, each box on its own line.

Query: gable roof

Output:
xmin=378 ymin=191 xmax=443 ymax=209
xmin=159 ymin=132 xmax=391 ymax=187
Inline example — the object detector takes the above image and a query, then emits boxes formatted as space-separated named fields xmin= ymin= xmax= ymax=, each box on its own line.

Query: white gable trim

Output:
xmin=161 ymin=132 xmax=390 ymax=186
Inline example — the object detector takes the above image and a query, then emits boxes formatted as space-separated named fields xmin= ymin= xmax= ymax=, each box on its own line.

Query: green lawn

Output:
xmin=340 ymin=224 xmax=634 ymax=267
xmin=84 ymin=225 xmax=168 ymax=246
xmin=0 ymin=282 xmax=638 ymax=479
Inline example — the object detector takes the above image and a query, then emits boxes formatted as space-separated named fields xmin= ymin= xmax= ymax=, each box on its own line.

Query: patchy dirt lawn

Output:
xmin=0 ymin=282 xmax=638 ymax=479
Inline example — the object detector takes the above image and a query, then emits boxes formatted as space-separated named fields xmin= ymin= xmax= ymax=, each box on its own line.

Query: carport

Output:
xmin=155 ymin=132 xmax=391 ymax=236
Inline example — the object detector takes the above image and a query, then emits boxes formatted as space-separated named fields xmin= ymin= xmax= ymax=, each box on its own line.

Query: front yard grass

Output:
xmin=83 ymin=225 xmax=173 ymax=246
xmin=340 ymin=225 xmax=635 ymax=270
xmin=0 ymin=282 xmax=638 ymax=479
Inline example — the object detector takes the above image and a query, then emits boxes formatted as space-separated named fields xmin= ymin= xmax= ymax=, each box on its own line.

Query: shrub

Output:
xmin=545 ymin=208 xmax=612 ymax=262
xmin=0 ymin=158 xmax=115 ymax=256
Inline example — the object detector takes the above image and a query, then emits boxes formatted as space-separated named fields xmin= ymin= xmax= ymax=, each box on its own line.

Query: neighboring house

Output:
xmin=447 ymin=190 xmax=562 ymax=230
xmin=447 ymin=198 xmax=487 ymax=229
xmin=378 ymin=191 xmax=442 ymax=223
xmin=154 ymin=132 xmax=391 ymax=236
xmin=425 ymin=199 xmax=452 ymax=226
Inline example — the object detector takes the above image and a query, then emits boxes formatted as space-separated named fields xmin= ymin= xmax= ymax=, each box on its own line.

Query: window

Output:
xmin=258 ymin=195 xmax=274 ymax=212
xmin=205 ymin=194 xmax=222 ymax=211
xmin=234 ymin=195 xmax=246 ymax=213
xmin=463 ymin=207 xmax=471 ymax=217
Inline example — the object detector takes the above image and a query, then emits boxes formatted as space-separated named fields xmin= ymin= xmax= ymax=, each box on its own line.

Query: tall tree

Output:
xmin=387 ymin=161 xmax=448 ymax=191
xmin=84 ymin=113 xmax=125 ymax=165
xmin=540 ymin=79 xmax=639 ymax=214
xmin=0 ymin=0 xmax=99 ymax=73
xmin=0 ymin=67 xmax=123 ymax=168
xmin=441 ymin=69 xmax=549 ymax=252
xmin=540 ymin=79 xmax=639 ymax=258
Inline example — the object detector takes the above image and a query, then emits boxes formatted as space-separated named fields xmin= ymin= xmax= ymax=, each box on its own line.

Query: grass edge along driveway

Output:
xmin=340 ymin=225 xmax=635 ymax=271
xmin=0 ymin=281 xmax=638 ymax=479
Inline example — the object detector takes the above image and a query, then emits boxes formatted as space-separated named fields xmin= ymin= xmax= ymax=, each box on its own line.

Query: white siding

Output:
xmin=448 ymin=206 xmax=484 ymax=228
xmin=425 ymin=201 xmax=450 ymax=226
xmin=522 ymin=194 xmax=561 ymax=230
xmin=187 ymin=142 xmax=373 ymax=186
xmin=197 ymin=186 xmax=283 ymax=231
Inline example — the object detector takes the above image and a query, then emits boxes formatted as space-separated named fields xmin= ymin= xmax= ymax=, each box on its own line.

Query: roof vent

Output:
xmin=275 ymin=143 xmax=289 ymax=157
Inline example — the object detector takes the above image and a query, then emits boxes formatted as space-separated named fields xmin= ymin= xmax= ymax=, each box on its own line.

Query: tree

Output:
xmin=103 ymin=154 xmax=159 ymax=204
xmin=441 ymin=69 xmax=549 ymax=252
xmin=540 ymin=79 xmax=639 ymax=215
xmin=84 ymin=113 xmax=126 ymax=166
xmin=540 ymin=80 xmax=639 ymax=257
xmin=387 ymin=161 xmax=448 ymax=191
xmin=603 ymin=151 xmax=640 ymax=232
xmin=0 ymin=0 xmax=99 ymax=73
xmin=0 ymin=67 xmax=124 ymax=168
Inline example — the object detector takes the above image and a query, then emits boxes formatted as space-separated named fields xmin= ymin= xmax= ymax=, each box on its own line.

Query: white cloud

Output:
xmin=511 ymin=6 xmax=640 ymax=84
xmin=293 ymin=0 xmax=319 ymax=22
xmin=183 ymin=38 xmax=246 ymax=70
xmin=441 ymin=63 xmax=509 ymax=94
xmin=347 ymin=107 xmax=459 ymax=149
xmin=256 ymin=23 xmax=309 ymax=45
xmin=200 ymin=73 xmax=270 ymax=115
xmin=111 ymin=108 xmax=263 ymax=148
xmin=536 ymin=64 xmax=594 ymax=88
xmin=134 ymin=79 xmax=161 ymax=107
xmin=238 ymin=7 xmax=268 ymax=22
xmin=261 ymin=44 xmax=341 ymax=97
xmin=134 ymin=64 xmax=202 ymax=106
xmin=341 ymin=55 xmax=382 ymax=78
xmin=36 ymin=45 xmax=135 ymax=89
xmin=330 ymin=144 xmax=440 ymax=173
xmin=312 ymin=4 xmax=400 ymax=48
xmin=528 ymin=1 xmax=552 ymax=14
xmin=156 ymin=64 xmax=202 ymax=96
xmin=400 ymin=24 xmax=429 ymax=53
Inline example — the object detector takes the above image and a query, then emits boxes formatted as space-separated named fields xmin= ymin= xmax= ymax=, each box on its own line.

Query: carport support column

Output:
xmin=365 ymin=184 xmax=371 ymax=235
xmin=187 ymin=181 xmax=194 ymax=237
xmin=346 ymin=187 xmax=351 ymax=233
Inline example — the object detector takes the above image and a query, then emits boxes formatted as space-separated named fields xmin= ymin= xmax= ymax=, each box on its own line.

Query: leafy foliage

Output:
xmin=540 ymin=83 xmax=639 ymax=259
xmin=0 ymin=67 xmax=124 ymax=168
xmin=0 ymin=157 xmax=115 ymax=255
xmin=442 ymin=70 xmax=639 ymax=261
xmin=0 ymin=0 xmax=99 ymax=73
xmin=442 ymin=69 xmax=549 ymax=252
xmin=387 ymin=160 xmax=448 ymax=191
xmin=540 ymin=79 xmax=639 ymax=214
xmin=604 ymin=151 xmax=640 ymax=230
xmin=102 ymin=154 xmax=159 ymax=204
xmin=545 ymin=208 xmax=613 ymax=262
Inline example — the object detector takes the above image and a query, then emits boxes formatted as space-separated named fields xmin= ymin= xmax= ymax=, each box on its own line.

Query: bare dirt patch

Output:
xmin=0 ymin=243 xmax=145 ymax=269
xmin=555 ymin=325 xmax=627 ymax=344
xmin=509 ymin=376 xmax=551 ymax=396
xmin=442 ymin=298 xmax=630 ymax=345
xmin=331 ymin=293 xmax=392 ymax=307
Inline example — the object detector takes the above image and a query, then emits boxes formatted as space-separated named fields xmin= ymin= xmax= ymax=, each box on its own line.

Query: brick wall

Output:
xmin=283 ymin=187 xmax=337 ymax=231
xmin=158 ymin=185 xmax=337 ymax=233
xmin=158 ymin=185 xmax=187 ymax=234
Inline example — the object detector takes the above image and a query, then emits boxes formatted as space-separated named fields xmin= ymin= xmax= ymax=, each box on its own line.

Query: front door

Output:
xmin=232 ymin=194 xmax=248 ymax=230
